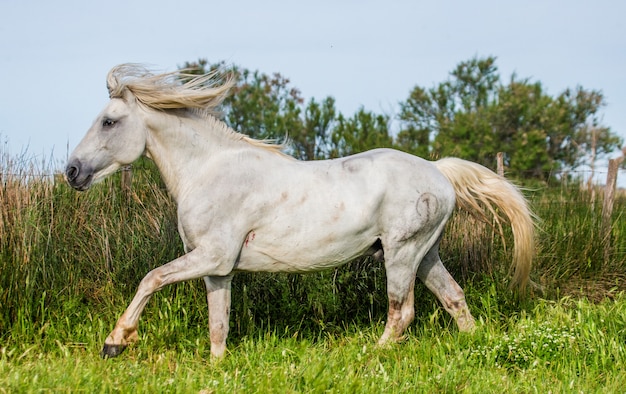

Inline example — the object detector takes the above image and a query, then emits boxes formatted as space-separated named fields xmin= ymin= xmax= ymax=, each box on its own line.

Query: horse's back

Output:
xmin=334 ymin=148 xmax=455 ymax=204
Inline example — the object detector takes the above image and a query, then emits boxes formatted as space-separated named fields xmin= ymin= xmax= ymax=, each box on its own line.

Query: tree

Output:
xmin=491 ymin=76 xmax=556 ymax=178
xmin=396 ymin=86 xmax=435 ymax=158
xmin=558 ymin=87 xmax=621 ymax=171
xmin=294 ymin=97 xmax=337 ymax=160
xmin=330 ymin=109 xmax=392 ymax=158
xmin=398 ymin=57 xmax=501 ymax=164
xmin=397 ymin=56 xmax=623 ymax=180
xmin=224 ymin=69 xmax=303 ymax=141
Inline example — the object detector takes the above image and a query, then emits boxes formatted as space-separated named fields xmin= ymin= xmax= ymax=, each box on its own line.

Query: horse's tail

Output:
xmin=433 ymin=157 xmax=536 ymax=291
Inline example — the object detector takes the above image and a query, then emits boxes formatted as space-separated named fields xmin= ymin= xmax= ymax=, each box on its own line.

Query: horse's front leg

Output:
xmin=203 ymin=275 xmax=233 ymax=358
xmin=101 ymin=248 xmax=234 ymax=358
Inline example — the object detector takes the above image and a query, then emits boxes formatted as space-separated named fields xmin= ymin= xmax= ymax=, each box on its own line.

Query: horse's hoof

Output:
xmin=101 ymin=343 xmax=127 ymax=359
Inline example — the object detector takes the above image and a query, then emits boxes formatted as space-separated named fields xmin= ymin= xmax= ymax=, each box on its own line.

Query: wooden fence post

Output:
xmin=602 ymin=155 xmax=624 ymax=259
xmin=121 ymin=165 xmax=132 ymax=193
xmin=496 ymin=152 xmax=504 ymax=177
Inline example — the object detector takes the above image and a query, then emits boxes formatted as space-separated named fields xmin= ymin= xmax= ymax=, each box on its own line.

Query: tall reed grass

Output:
xmin=1 ymin=150 xmax=625 ymax=346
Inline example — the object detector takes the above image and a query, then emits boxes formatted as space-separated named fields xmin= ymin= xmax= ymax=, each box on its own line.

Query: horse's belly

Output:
xmin=234 ymin=230 xmax=375 ymax=273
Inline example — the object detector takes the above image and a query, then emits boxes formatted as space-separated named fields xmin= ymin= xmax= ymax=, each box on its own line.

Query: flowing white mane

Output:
xmin=106 ymin=64 xmax=286 ymax=155
xmin=107 ymin=64 xmax=233 ymax=112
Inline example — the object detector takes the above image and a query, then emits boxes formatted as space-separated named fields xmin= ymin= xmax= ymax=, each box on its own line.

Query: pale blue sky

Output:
xmin=1 ymin=1 xmax=624 ymax=179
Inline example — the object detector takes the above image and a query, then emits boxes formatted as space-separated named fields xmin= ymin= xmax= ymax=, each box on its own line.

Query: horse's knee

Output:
xmin=140 ymin=268 xmax=168 ymax=293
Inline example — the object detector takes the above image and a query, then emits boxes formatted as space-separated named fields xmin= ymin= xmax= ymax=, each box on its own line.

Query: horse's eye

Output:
xmin=102 ymin=119 xmax=116 ymax=128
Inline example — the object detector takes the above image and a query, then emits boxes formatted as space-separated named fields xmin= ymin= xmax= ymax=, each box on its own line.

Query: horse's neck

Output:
xmin=145 ymin=112 xmax=237 ymax=201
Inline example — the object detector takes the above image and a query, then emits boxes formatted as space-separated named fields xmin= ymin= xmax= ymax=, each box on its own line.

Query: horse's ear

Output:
xmin=107 ymin=81 xmax=130 ymax=100
xmin=106 ymin=68 xmax=122 ymax=98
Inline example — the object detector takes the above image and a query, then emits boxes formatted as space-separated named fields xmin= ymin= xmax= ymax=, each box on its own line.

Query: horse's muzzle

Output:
xmin=65 ymin=158 xmax=93 ymax=191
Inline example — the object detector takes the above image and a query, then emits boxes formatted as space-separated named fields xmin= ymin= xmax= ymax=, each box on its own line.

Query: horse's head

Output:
xmin=65 ymin=89 xmax=147 ymax=191
xmin=66 ymin=64 xmax=234 ymax=191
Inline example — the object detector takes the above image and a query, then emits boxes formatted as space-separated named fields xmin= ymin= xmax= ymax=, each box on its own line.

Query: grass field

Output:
xmin=1 ymin=292 xmax=625 ymax=392
xmin=1 ymin=153 xmax=626 ymax=392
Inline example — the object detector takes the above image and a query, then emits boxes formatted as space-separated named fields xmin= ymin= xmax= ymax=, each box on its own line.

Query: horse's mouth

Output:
xmin=67 ymin=174 xmax=93 ymax=191
xmin=65 ymin=159 xmax=94 ymax=191
xmin=70 ymin=175 xmax=93 ymax=192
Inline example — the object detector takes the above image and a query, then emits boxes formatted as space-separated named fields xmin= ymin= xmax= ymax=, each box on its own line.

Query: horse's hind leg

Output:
xmin=417 ymin=243 xmax=475 ymax=332
xmin=377 ymin=193 xmax=454 ymax=344
xmin=378 ymin=268 xmax=416 ymax=345
xmin=377 ymin=243 xmax=422 ymax=345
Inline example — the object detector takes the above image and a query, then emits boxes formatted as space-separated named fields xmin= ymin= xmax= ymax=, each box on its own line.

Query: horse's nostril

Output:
xmin=66 ymin=164 xmax=79 ymax=182
xmin=65 ymin=159 xmax=93 ymax=190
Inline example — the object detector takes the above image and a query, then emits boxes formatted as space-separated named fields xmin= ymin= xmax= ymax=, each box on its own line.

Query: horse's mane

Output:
xmin=107 ymin=64 xmax=233 ymax=113
xmin=106 ymin=64 xmax=288 ymax=156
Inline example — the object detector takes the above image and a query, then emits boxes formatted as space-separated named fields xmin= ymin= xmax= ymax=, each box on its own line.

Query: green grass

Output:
xmin=1 ymin=293 xmax=625 ymax=392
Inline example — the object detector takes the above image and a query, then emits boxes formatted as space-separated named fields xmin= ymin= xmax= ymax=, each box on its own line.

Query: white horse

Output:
xmin=65 ymin=64 xmax=535 ymax=358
